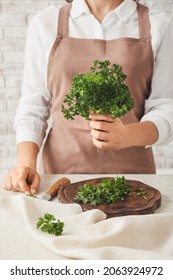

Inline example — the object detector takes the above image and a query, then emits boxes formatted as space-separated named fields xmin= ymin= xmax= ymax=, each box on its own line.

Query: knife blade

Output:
xmin=39 ymin=177 xmax=71 ymax=201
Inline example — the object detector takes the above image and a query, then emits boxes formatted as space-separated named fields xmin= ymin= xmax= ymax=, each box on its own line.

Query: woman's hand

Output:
xmin=89 ymin=113 xmax=159 ymax=150
xmin=3 ymin=166 xmax=41 ymax=195
xmin=89 ymin=113 xmax=130 ymax=150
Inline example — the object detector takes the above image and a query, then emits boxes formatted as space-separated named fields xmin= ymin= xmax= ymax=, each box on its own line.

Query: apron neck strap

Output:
xmin=57 ymin=3 xmax=71 ymax=38
xmin=137 ymin=3 xmax=151 ymax=42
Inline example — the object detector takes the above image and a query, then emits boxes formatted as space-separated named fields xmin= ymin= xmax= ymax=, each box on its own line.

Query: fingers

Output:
xmin=89 ymin=114 xmax=121 ymax=132
xmin=11 ymin=176 xmax=22 ymax=192
xmin=30 ymin=174 xmax=40 ymax=195
xmin=17 ymin=167 xmax=34 ymax=193
xmin=17 ymin=179 xmax=31 ymax=194
xmin=4 ymin=175 xmax=18 ymax=192
xmin=89 ymin=114 xmax=126 ymax=150
xmin=3 ymin=167 xmax=40 ymax=194
xmin=8 ymin=167 xmax=30 ymax=193
xmin=89 ymin=114 xmax=115 ymax=145
xmin=91 ymin=137 xmax=110 ymax=150
xmin=90 ymin=120 xmax=112 ymax=133
xmin=89 ymin=113 xmax=113 ymax=122
xmin=90 ymin=129 xmax=109 ymax=142
xmin=90 ymin=116 xmax=112 ymax=148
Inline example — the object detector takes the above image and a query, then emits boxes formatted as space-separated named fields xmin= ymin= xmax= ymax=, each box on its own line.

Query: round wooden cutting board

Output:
xmin=58 ymin=177 xmax=161 ymax=218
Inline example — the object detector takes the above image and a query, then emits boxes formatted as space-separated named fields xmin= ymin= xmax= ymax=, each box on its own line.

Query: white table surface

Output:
xmin=0 ymin=174 xmax=173 ymax=260
xmin=1 ymin=174 xmax=173 ymax=213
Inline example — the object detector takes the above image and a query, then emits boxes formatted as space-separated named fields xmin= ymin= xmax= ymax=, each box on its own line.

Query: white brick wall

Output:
xmin=0 ymin=0 xmax=173 ymax=176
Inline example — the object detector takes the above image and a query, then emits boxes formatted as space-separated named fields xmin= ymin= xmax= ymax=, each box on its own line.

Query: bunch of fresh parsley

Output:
xmin=36 ymin=213 xmax=64 ymax=236
xmin=62 ymin=60 xmax=134 ymax=120
xmin=74 ymin=176 xmax=132 ymax=205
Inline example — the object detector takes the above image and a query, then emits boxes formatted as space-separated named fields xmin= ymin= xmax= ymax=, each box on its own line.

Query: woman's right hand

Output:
xmin=3 ymin=166 xmax=41 ymax=195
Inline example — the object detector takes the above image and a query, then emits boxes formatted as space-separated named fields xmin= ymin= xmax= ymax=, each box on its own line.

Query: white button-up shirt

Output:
xmin=14 ymin=0 xmax=173 ymax=149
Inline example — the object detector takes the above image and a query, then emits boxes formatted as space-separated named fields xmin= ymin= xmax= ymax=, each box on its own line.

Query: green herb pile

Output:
xmin=74 ymin=176 xmax=132 ymax=205
xmin=26 ymin=193 xmax=37 ymax=198
xmin=36 ymin=213 xmax=64 ymax=236
xmin=62 ymin=60 xmax=134 ymax=120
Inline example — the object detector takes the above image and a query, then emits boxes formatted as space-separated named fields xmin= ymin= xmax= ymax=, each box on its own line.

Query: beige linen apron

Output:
xmin=42 ymin=2 xmax=156 ymax=174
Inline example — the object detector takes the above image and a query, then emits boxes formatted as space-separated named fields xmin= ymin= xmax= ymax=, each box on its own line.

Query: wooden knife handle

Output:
xmin=46 ymin=177 xmax=71 ymax=199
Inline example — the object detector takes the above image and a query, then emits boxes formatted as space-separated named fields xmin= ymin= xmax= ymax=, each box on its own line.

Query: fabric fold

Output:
xmin=0 ymin=195 xmax=173 ymax=259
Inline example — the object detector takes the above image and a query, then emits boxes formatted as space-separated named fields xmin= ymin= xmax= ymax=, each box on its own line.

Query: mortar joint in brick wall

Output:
xmin=2 ymin=52 xmax=4 ymax=63
xmin=1 ymin=28 xmax=4 ymax=39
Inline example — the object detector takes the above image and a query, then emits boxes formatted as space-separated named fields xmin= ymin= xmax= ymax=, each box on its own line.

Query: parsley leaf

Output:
xmin=74 ymin=176 xmax=147 ymax=205
xmin=74 ymin=176 xmax=132 ymax=205
xmin=62 ymin=60 xmax=134 ymax=120
xmin=36 ymin=213 xmax=64 ymax=236
xmin=26 ymin=193 xmax=37 ymax=198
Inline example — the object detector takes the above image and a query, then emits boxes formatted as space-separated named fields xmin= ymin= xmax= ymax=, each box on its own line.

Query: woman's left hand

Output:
xmin=89 ymin=113 xmax=131 ymax=150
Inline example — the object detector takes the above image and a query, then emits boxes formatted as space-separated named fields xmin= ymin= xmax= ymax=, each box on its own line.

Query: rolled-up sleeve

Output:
xmin=141 ymin=17 xmax=173 ymax=146
xmin=14 ymin=14 xmax=52 ymax=149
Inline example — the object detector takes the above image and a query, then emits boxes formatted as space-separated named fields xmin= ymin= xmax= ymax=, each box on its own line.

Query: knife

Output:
xmin=39 ymin=177 xmax=71 ymax=201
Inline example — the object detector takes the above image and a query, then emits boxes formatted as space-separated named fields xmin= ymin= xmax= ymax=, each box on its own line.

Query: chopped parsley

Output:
xmin=36 ymin=213 xmax=64 ymax=236
xmin=74 ymin=176 xmax=133 ymax=205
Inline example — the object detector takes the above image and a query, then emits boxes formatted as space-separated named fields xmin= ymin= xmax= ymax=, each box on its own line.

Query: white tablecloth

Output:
xmin=0 ymin=174 xmax=173 ymax=260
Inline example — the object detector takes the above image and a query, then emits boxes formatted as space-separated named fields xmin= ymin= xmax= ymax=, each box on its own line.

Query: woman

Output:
xmin=4 ymin=0 xmax=173 ymax=194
